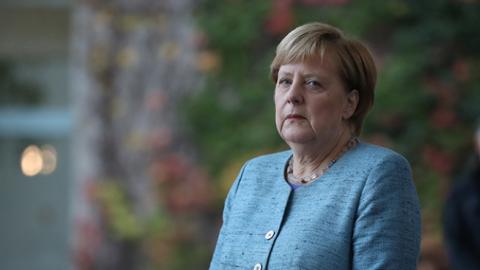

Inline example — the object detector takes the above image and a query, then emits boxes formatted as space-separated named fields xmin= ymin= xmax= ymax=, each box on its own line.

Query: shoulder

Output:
xmin=355 ymin=142 xmax=408 ymax=162
xmin=349 ymin=142 xmax=411 ymax=171
xmin=343 ymin=142 xmax=414 ymax=195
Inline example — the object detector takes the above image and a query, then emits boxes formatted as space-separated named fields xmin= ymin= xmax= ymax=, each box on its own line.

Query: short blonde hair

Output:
xmin=270 ymin=22 xmax=377 ymax=136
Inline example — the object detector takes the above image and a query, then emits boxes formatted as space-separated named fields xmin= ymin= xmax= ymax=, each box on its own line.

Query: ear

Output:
xmin=343 ymin=89 xmax=359 ymax=120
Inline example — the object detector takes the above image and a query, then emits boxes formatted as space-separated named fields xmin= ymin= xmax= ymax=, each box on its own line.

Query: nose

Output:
xmin=286 ymin=81 xmax=304 ymax=105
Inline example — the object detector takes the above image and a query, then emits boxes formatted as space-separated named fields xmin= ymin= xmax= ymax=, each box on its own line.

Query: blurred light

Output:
xmin=21 ymin=145 xmax=43 ymax=176
xmin=20 ymin=144 xmax=58 ymax=177
xmin=40 ymin=145 xmax=57 ymax=174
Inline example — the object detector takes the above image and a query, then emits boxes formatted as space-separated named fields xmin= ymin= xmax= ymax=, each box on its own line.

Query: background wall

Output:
xmin=0 ymin=1 xmax=73 ymax=270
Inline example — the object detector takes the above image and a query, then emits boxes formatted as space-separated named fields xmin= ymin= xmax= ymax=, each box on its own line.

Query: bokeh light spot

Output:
xmin=40 ymin=145 xmax=57 ymax=175
xmin=21 ymin=145 xmax=43 ymax=177
xmin=20 ymin=144 xmax=58 ymax=177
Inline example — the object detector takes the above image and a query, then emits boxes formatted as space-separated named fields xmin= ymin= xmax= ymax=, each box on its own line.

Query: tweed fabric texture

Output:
xmin=209 ymin=142 xmax=421 ymax=270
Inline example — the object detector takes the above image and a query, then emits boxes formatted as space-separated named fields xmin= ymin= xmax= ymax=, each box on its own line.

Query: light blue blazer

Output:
xmin=210 ymin=142 xmax=421 ymax=270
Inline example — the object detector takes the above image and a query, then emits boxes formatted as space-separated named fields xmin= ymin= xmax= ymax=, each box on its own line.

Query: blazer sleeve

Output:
xmin=209 ymin=161 xmax=249 ymax=270
xmin=352 ymin=153 xmax=421 ymax=270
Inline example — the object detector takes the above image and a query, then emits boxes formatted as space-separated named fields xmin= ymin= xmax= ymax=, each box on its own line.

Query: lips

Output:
xmin=285 ymin=114 xmax=306 ymax=120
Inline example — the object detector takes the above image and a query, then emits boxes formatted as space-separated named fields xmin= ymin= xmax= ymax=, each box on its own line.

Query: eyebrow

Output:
xmin=277 ymin=71 xmax=293 ymax=77
xmin=278 ymin=71 xmax=328 ymax=80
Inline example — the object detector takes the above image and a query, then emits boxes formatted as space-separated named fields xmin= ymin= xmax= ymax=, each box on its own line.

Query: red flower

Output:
xmin=300 ymin=0 xmax=350 ymax=5
xmin=423 ymin=78 xmax=457 ymax=107
xmin=265 ymin=0 xmax=294 ymax=35
xmin=422 ymin=145 xmax=455 ymax=175
xmin=452 ymin=58 xmax=470 ymax=82
xmin=145 ymin=91 xmax=167 ymax=112
xmin=149 ymin=127 xmax=172 ymax=150
xmin=74 ymin=221 xmax=101 ymax=270
xmin=165 ymin=166 xmax=211 ymax=213
xmin=151 ymin=154 xmax=188 ymax=183
xmin=429 ymin=106 xmax=457 ymax=129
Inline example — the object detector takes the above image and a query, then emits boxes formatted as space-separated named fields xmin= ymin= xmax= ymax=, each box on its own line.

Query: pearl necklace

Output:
xmin=286 ymin=137 xmax=359 ymax=185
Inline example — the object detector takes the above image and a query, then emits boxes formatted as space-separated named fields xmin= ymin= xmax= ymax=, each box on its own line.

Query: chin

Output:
xmin=281 ymin=132 xmax=316 ymax=144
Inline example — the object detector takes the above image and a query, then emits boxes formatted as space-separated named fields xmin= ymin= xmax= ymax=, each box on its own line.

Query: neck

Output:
xmin=289 ymin=129 xmax=353 ymax=177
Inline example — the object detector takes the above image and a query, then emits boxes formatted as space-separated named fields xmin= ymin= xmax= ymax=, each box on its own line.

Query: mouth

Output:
xmin=285 ymin=114 xmax=306 ymax=120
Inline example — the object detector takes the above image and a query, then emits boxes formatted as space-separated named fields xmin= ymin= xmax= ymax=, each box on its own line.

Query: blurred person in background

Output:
xmin=209 ymin=22 xmax=421 ymax=270
xmin=444 ymin=122 xmax=480 ymax=270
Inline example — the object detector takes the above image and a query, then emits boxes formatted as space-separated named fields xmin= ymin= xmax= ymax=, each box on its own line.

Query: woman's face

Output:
xmin=274 ymin=54 xmax=358 ymax=146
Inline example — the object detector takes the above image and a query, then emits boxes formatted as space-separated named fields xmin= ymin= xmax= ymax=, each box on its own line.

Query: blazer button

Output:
xmin=253 ymin=263 xmax=262 ymax=270
xmin=265 ymin=230 xmax=275 ymax=240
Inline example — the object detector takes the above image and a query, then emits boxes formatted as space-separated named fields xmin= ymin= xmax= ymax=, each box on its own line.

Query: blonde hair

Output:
xmin=270 ymin=22 xmax=377 ymax=135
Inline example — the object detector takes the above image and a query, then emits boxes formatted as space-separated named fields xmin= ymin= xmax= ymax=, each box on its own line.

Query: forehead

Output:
xmin=278 ymin=54 xmax=340 ymax=77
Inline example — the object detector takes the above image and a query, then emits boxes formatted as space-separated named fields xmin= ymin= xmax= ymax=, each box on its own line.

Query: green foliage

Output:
xmin=95 ymin=181 xmax=144 ymax=240
xmin=94 ymin=180 xmax=212 ymax=269
xmin=187 ymin=0 xmax=284 ymax=173
xmin=187 ymin=0 xmax=480 ymax=239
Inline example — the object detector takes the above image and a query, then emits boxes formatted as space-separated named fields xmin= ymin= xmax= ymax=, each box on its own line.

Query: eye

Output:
xmin=305 ymin=80 xmax=322 ymax=90
xmin=277 ymin=78 xmax=292 ymax=86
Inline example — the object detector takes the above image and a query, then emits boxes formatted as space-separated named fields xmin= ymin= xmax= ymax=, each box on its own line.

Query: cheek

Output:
xmin=274 ymin=104 xmax=282 ymax=126
xmin=273 ymin=88 xmax=281 ymax=102
xmin=273 ymin=92 xmax=284 ymax=130
xmin=273 ymin=91 xmax=283 ymax=113
xmin=309 ymin=98 xmax=344 ymax=123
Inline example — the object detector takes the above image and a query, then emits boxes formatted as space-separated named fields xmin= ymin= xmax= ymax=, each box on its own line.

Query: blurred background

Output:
xmin=1 ymin=0 xmax=479 ymax=269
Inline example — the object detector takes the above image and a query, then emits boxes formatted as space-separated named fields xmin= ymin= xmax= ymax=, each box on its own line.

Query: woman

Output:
xmin=210 ymin=22 xmax=421 ymax=270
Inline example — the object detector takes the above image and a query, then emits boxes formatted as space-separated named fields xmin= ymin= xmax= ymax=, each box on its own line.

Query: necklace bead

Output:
xmin=287 ymin=137 xmax=358 ymax=185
